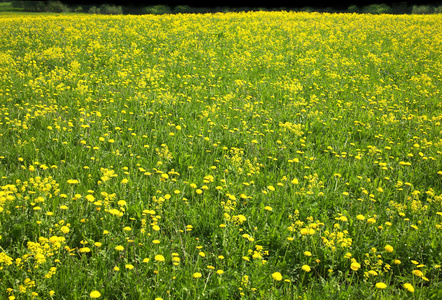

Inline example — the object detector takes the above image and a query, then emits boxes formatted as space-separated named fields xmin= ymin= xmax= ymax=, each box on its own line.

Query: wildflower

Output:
xmin=412 ymin=270 xmax=423 ymax=277
xmin=60 ymin=226 xmax=70 ymax=234
xmin=90 ymin=291 xmax=101 ymax=298
xmin=351 ymin=262 xmax=361 ymax=271
xmin=155 ymin=255 xmax=165 ymax=262
xmin=80 ymin=247 xmax=91 ymax=253
xmin=264 ymin=206 xmax=272 ymax=211
xmin=85 ymin=194 xmax=95 ymax=202
xmin=216 ymin=270 xmax=224 ymax=275
xmin=367 ymin=218 xmax=376 ymax=224
xmin=304 ymin=251 xmax=312 ymax=257
xmin=272 ymin=272 xmax=283 ymax=281
xmin=193 ymin=272 xmax=202 ymax=278
xmin=403 ymin=283 xmax=414 ymax=292
xmin=356 ymin=214 xmax=365 ymax=220
xmin=302 ymin=265 xmax=311 ymax=272
xmin=384 ymin=245 xmax=393 ymax=253
xmin=115 ymin=245 xmax=124 ymax=251
xmin=152 ymin=225 xmax=160 ymax=231
xmin=375 ymin=282 xmax=387 ymax=289
xmin=125 ymin=264 xmax=134 ymax=270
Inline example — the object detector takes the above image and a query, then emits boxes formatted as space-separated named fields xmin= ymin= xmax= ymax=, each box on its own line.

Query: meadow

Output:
xmin=0 ymin=11 xmax=441 ymax=299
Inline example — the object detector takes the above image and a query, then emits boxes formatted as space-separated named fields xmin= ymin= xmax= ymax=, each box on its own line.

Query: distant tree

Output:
xmin=88 ymin=6 xmax=99 ymax=14
xmin=144 ymin=5 xmax=171 ymax=15
xmin=100 ymin=4 xmax=122 ymax=15
xmin=412 ymin=5 xmax=433 ymax=14
xmin=347 ymin=5 xmax=360 ymax=13
xmin=362 ymin=4 xmax=391 ymax=14
xmin=20 ymin=1 xmax=47 ymax=12
xmin=47 ymin=1 xmax=69 ymax=13
xmin=174 ymin=5 xmax=194 ymax=14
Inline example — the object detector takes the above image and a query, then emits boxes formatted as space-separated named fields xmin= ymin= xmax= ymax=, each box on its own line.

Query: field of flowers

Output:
xmin=0 ymin=11 xmax=442 ymax=299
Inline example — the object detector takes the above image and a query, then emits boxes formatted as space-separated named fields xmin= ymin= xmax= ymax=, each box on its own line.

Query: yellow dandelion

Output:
xmin=403 ymin=283 xmax=414 ymax=292
xmin=154 ymin=255 xmax=165 ymax=262
xmin=302 ymin=265 xmax=311 ymax=272
xmin=384 ymin=245 xmax=393 ymax=253
xmin=272 ymin=272 xmax=282 ymax=281
xmin=351 ymin=262 xmax=361 ymax=271
xmin=375 ymin=282 xmax=387 ymax=289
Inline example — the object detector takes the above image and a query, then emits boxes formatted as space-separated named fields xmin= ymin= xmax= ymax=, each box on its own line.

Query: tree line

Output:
xmin=9 ymin=1 xmax=442 ymax=15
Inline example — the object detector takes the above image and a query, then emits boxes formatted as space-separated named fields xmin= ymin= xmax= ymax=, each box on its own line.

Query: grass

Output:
xmin=0 ymin=2 xmax=22 ymax=12
xmin=0 ymin=11 xmax=442 ymax=299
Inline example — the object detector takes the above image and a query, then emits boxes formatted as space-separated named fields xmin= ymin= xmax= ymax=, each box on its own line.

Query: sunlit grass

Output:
xmin=0 ymin=11 xmax=442 ymax=299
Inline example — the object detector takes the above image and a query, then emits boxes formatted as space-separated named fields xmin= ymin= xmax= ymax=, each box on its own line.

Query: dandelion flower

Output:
xmin=155 ymin=255 xmax=165 ymax=262
xmin=367 ymin=218 xmax=376 ymax=224
xmin=90 ymin=291 xmax=101 ymax=298
xmin=403 ymin=283 xmax=414 ymax=292
xmin=384 ymin=245 xmax=393 ymax=253
xmin=375 ymin=282 xmax=387 ymax=289
xmin=412 ymin=270 xmax=423 ymax=277
xmin=356 ymin=214 xmax=365 ymax=220
xmin=272 ymin=272 xmax=283 ymax=281
xmin=302 ymin=265 xmax=311 ymax=272
xmin=115 ymin=245 xmax=124 ymax=251
xmin=193 ymin=272 xmax=202 ymax=278
xmin=304 ymin=251 xmax=312 ymax=257
xmin=351 ymin=262 xmax=361 ymax=271
xmin=60 ymin=226 xmax=70 ymax=234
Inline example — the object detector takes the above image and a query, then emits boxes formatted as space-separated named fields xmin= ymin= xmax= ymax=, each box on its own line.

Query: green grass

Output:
xmin=0 ymin=2 xmax=22 ymax=12
xmin=0 ymin=11 xmax=442 ymax=299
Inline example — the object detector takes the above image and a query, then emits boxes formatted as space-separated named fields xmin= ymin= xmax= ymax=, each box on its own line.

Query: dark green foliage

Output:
xmin=11 ymin=0 xmax=69 ymax=12
xmin=47 ymin=1 xmax=69 ymax=13
xmin=143 ymin=5 xmax=172 ymax=15
xmin=412 ymin=5 xmax=434 ymax=14
xmin=99 ymin=4 xmax=123 ymax=15
xmin=347 ymin=5 xmax=360 ymax=13
xmin=362 ymin=4 xmax=392 ymax=14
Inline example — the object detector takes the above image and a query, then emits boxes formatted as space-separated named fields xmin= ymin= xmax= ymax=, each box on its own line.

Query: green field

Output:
xmin=0 ymin=12 xmax=442 ymax=299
